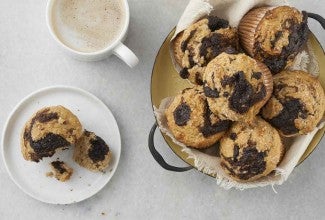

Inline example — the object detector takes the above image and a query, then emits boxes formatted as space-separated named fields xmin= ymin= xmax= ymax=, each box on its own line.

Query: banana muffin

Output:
xmin=203 ymin=53 xmax=273 ymax=123
xmin=73 ymin=130 xmax=112 ymax=172
xmin=262 ymin=70 xmax=325 ymax=137
xmin=21 ymin=106 xmax=83 ymax=162
xmin=47 ymin=161 xmax=73 ymax=182
xmin=239 ymin=6 xmax=309 ymax=74
xmin=165 ymin=86 xmax=231 ymax=148
xmin=173 ymin=16 xmax=239 ymax=85
xmin=220 ymin=117 xmax=284 ymax=182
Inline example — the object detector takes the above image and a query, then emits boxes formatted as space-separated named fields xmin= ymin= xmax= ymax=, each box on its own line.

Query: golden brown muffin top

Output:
xmin=262 ymin=70 xmax=325 ymax=136
xmin=203 ymin=53 xmax=272 ymax=122
xmin=220 ymin=117 xmax=283 ymax=182
xmin=254 ymin=6 xmax=308 ymax=73
xmin=173 ymin=16 xmax=239 ymax=85
xmin=165 ymin=86 xmax=231 ymax=148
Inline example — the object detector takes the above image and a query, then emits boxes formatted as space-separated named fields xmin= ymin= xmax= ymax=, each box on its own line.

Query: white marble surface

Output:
xmin=0 ymin=0 xmax=324 ymax=219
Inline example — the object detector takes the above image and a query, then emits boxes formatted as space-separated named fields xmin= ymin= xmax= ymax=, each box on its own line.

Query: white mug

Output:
xmin=46 ymin=0 xmax=139 ymax=67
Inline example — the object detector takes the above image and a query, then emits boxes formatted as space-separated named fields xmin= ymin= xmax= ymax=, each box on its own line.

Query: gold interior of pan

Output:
xmin=151 ymin=29 xmax=325 ymax=170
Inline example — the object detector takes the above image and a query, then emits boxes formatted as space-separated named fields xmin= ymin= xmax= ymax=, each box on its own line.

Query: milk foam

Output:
xmin=52 ymin=0 xmax=125 ymax=53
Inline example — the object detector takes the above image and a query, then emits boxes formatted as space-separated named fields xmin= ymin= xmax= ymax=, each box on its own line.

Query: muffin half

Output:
xmin=203 ymin=53 xmax=273 ymax=123
xmin=73 ymin=130 xmax=112 ymax=172
xmin=220 ymin=117 xmax=284 ymax=182
xmin=238 ymin=6 xmax=309 ymax=74
xmin=173 ymin=16 xmax=239 ymax=85
xmin=165 ymin=86 xmax=231 ymax=148
xmin=262 ymin=70 xmax=325 ymax=137
xmin=21 ymin=106 xmax=83 ymax=162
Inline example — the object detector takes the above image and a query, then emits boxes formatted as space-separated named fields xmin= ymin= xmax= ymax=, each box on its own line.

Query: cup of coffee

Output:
xmin=46 ymin=0 xmax=138 ymax=67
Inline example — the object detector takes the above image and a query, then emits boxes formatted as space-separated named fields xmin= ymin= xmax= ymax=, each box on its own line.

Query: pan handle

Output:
xmin=307 ymin=12 xmax=325 ymax=30
xmin=148 ymin=122 xmax=193 ymax=172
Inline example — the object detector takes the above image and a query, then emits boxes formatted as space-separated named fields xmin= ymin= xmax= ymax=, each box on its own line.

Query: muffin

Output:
xmin=47 ymin=161 xmax=73 ymax=182
xmin=165 ymin=86 xmax=232 ymax=148
xmin=262 ymin=70 xmax=325 ymax=137
xmin=173 ymin=16 xmax=239 ymax=85
xmin=21 ymin=106 xmax=83 ymax=162
xmin=220 ymin=117 xmax=284 ymax=182
xmin=73 ymin=130 xmax=112 ymax=172
xmin=203 ymin=52 xmax=273 ymax=122
xmin=238 ymin=6 xmax=309 ymax=74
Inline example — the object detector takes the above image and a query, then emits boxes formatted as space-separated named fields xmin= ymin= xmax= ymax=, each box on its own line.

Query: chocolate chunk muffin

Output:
xmin=48 ymin=161 xmax=73 ymax=182
xmin=203 ymin=53 xmax=273 ymax=122
xmin=165 ymin=86 xmax=231 ymax=148
xmin=239 ymin=6 xmax=308 ymax=74
xmin=173 ymin=16 xmax=239 ymax=85
xmin=262 ymin=70 xmax=325 ymax=137
xmin=220 ymin=117 xmax=284 ymax=182
xmin=21 ymin=106 xmax=83 ymax=162
xmin=73 ymin=130 xmax=112 ymax=172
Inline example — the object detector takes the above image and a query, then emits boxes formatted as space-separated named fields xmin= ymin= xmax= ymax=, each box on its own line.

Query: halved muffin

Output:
xmin=21 ymin=106 xmax=83 ymax=162
xmin=73 ymin=130 xmax=112 ymax=172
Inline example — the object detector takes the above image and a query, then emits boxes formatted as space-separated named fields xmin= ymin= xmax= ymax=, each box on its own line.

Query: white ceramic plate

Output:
xmin=1 ymin=86 xmax=121 ymax=204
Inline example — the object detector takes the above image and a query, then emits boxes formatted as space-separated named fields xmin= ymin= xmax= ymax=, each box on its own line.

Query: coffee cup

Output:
xmin=46 ymin=0 xmax=139 ymax=67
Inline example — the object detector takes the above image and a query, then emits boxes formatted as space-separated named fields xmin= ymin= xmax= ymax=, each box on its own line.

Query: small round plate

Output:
xmin=1 ymin=86 xmax=121 ymax=204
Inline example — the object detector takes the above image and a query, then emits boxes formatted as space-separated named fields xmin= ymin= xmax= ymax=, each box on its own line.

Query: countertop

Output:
xmin=0 ymin=0 xmax=324 ymax=219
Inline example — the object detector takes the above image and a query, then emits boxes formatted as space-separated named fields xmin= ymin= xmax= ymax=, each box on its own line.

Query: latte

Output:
xmin=51 ymin=0 xmax=126 ymax=53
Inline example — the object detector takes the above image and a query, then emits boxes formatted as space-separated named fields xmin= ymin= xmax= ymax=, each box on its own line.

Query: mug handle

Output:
xmin=113 ymin=43 xmax=139 ymax=68
xmin=148 ymin=123 xmax=193 ymax=172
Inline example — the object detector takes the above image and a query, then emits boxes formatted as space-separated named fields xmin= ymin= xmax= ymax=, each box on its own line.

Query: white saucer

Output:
xmin=1 ymin=86 xmax=121 ymax=204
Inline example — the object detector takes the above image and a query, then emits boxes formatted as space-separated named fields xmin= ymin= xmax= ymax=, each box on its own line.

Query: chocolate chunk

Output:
xmin=30 ymin=133 xmax=70 ymax=159
xmin=188 ymin=55 xmax=195 ymax=68
xmin=270 ymin=31 xmax=283 ymax=49
xmin=89 ymin=136 xmax=110 ymax=163
xmin=207 ymin=16 xmax=229 ymax=31
xmin=221 ymin=75 xmax=236 ymax=87
xmin=222 ymin=144 xmax=267 ymax=180
xmin=200 ymin=101 xmax=231 ymax=137
xmin=203 ymin=85 xmax=219 ymax=98
xmin=233 ymin=145 xmax=239 ymax=162
xmin=252 ymin=72 xmax=262 ymax=80
xmin=229 ymin=132 xmax=237 ymax=140
xmin=199 ymin=33 xmax=238 ymax=62
xmin=181 ymin=30 xmax=196 ymax=52
xmin=268 ymin=98 xmax=308 ymax=135
xmin=201 ymin=119 xmax=231 ymax=137
xmin=51 ymin=161 xmax=67 ymax=174
xmin=257 ymin=13 xmax=308 ymax=73
xmin=180 ymin=68 xmax=189 ymax=79
xmin=229 ymin=71 xmax=255 ymax=114
xmin=37 ymin=112 xmax=59 ymax=123
xmin=173 ymin=102 xmax=191 ymax=126
xmin=228 ymin=72 xmax=266 ymax=114
xmin=195 ymin=73 xmax=203 ymax=85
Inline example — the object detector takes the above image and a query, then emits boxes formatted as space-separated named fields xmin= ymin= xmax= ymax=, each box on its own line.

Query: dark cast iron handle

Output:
xmin=148 ymin=122 xmax=193 ymax=172
xmin=307 ymin=12 xmax=325 ymax=30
